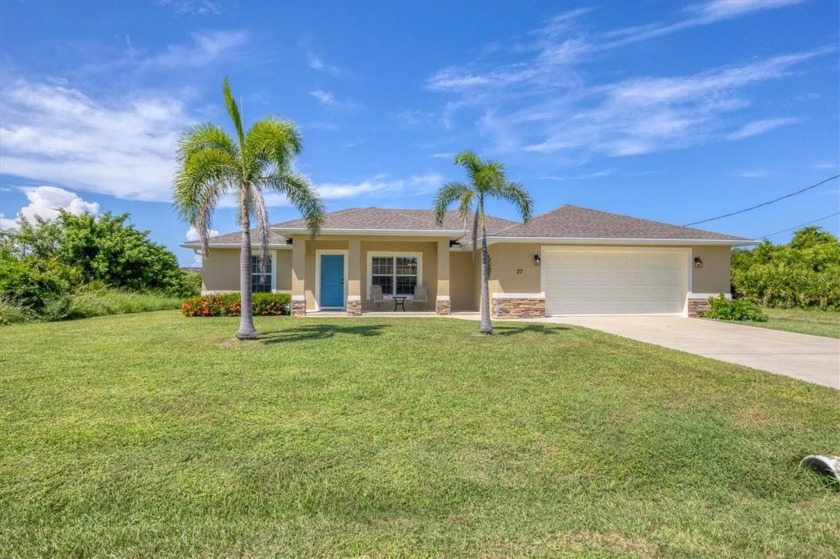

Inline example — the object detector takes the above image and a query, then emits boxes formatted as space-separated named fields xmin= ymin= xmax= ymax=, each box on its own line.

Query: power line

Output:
xmin=758 ymin=212 xmax=840 ymax=239
xmin=683 ymin=174 xmax=839 ymax=227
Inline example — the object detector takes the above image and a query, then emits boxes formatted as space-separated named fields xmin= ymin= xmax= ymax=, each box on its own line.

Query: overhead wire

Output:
xmin=682 ymin=174 xmax=839 ymax=227
xmin=757 ymin=211 xmax=840 ymax=239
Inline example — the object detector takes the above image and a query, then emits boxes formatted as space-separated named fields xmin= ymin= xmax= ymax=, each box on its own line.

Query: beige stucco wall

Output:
xmin=690 ymin=245 xmax=731 ymax=294
xmin=450 ymin=251 xmax=476 ymax=311
xmin=201 ymin=248 xmax=292 ymax=293
xmin=487 ymin=243 xmax=542 ymax=295
xmin=201 ymin=249 xmax=241 ymax=292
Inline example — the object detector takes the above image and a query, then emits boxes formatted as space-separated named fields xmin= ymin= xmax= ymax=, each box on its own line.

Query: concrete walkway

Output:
xmin=549 ymin=317 xmax=839 ymax=389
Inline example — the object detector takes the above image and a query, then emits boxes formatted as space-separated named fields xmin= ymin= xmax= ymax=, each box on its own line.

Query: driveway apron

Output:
xmin=547 ymin=317 xmax=840 ymax=389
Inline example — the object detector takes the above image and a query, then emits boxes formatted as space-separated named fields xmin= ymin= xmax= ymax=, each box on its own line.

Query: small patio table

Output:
xmin=393 ymin=296 xmax=407 ymax=311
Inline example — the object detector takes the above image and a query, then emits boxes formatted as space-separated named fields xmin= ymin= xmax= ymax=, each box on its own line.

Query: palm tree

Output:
xmin=433 ymin=150 xmax=533 ymax=335
xmin=174 ymin=77 xmax=324 ymax=339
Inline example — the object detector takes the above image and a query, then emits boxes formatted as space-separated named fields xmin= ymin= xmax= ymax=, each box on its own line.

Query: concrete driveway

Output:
xmin=548 ymin=317 xmax=840 ymax=389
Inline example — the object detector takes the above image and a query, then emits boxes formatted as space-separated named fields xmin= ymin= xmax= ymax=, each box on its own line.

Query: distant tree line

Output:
xmin=0 ymin=211 xmax=199 ymax=322
xmin=731 ymin=226 xmax=839 ymax=310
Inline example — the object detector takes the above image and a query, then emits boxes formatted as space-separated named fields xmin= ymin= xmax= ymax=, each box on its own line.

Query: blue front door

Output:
xmin=320 ymin=254 xmax=344 ymax=307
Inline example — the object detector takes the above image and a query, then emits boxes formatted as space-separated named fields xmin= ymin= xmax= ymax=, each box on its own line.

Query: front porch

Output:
xmin=289 ymin=234 xmax=463 ymax=317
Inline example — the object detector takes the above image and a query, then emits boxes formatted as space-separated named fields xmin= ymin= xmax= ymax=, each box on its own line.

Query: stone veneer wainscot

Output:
xmin=491 ymin=293 xmax=545 ymax=319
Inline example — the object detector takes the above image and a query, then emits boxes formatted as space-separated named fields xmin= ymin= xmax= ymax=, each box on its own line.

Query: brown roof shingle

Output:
xmin=494 ymin=205 xmax=750 ymax=241
xmin=273 ymin=207 xmax=518 ymax=235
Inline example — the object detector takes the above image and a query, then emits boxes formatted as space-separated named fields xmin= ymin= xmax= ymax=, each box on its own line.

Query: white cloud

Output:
xmin=306 ymin=52 xmax=342 ymax=76
xmin=3 ymin=186 xmax=100 ymax=229
xmin=185 ymin=225 xmax=220 ymax=241
xmin=687 ymin=0 xmax=801 ymax=22
xmin=0 ymin=79 xmax=190 ymax=202
xmin=309 ymin=89 xmax=355 ymax=111
xmin=147 ymin=31 xmax=248 ymax=68
xmin=540 ymin=170 xmax=612 ymax=181
xmin=726 ymin=118 xmax=799 ymax=141
xmin=155 ymin=0 xmax=221 ymax=15
xmin=0 ymin=213 xmax=17 ymax=230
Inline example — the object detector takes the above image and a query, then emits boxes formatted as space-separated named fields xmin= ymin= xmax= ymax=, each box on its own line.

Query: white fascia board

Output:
xmin=486 ymin=237 xmax=757 ymax=247
xmin=274 ymin=227 xmax=463 ymax=238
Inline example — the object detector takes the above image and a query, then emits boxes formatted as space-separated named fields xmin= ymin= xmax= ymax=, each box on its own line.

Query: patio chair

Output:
xmin=371 ymin=284 xmax=385 ymax=310
xmin=413 ymin=285 xmax=428 ymax=311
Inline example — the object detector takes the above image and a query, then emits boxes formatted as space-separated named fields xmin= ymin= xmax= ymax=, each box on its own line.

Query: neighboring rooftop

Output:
xmin=182 ymin=229 xmax=289 ymax=248
xmin=493 ymin=205 xmax=751 ymax=241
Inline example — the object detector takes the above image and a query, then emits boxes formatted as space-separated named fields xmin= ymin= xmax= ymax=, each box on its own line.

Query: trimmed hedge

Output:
xmin=181 ymin=293 xmax=291 ymax=317
xmin=701 ymin=294 xmax=768 ymax=322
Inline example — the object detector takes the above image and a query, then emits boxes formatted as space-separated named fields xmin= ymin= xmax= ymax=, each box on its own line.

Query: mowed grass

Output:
xmin=1 ymin=311 xmax=838 ymax=558
xmin=742 ymin=308 xmax=840 ymax=338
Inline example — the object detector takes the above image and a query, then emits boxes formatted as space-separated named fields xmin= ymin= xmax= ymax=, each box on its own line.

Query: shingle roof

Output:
xmin=187 ymin=205 xmax=750 ymax=247
xmin=183 ymin=228 xmax=289 ymax=247
xmin=494 ymin=205 xmax=750 ymax=241
xmin=273 ymin=207 xmax=518 ymax=235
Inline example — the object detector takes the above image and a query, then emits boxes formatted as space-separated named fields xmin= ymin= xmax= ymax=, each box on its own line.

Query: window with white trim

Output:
xmin=369 ymin=253 xmax=421 ymax=297
xmin=251 ymin=255 xmax=272 ymax=293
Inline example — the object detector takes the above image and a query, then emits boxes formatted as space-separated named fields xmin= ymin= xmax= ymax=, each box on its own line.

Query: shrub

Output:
xmin=0 ymin=298 xmax=29 ymax=325
xmin=0 ymin=254 xmax=78 ymax=313
xmin=181 ymin=293 xmax=291 ymax=317
xmin=701 ymin=294 xmax=768 ymax=322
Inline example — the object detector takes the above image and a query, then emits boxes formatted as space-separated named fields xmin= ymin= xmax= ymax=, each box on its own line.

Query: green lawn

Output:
xmin=1 ymin=311 xmax=838 ymax=557
xmin=717 ymin=308 xmax=840 ymax=338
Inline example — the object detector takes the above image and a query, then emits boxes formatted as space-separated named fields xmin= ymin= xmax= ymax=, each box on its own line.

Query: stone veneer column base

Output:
xmin=688 ymin=298 xmax=711 ymax=318
xmin=291 ymin=296 xmax=306 ymax=317
xmin=347 ymin=296 xmax=362 ymax=316
xmin=492 ymin=293 xmax=546 ymax=319
xmin=435 ymin=296 xmax=451 ymax=315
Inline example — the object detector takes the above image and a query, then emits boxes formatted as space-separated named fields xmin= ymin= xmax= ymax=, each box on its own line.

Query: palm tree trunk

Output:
xmin=479 ymin=210 xmax=493 ymax=335
xmin=237 ymin=186 xmax=258 ymax=340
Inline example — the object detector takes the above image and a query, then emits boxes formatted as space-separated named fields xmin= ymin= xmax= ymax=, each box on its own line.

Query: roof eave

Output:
xmin=180 ymin=242 xmax=291 ymax=250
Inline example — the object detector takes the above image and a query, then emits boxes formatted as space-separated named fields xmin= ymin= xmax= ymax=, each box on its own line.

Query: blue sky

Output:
xmin=1 ymin=0 xmax=837 ymax=265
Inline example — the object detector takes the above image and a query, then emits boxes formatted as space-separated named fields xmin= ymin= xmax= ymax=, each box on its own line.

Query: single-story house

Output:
xmin=182 ymin=205 xmax=755 ymax=318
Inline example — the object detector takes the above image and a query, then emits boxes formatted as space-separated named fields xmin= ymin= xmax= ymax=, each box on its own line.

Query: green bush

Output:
xmin=0 ymin=298 xmax=29 ymax=325
xmin=0 ymin=253 xmax=78 ymax=314
xmin=731 ymin=227 xmax=840 ymax=310
xmin=701 ymin=294 xmax=768 ymax=322
xmin=181 ymin=293 xmax=291 ymax=317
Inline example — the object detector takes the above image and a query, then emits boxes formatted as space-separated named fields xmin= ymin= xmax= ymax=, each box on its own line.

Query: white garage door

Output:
xmin=544 ymin=249 xmax=688 ymax=316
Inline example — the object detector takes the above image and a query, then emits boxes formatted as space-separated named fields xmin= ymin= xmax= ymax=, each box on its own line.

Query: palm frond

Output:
xmin=244 ymin=118 xmax=302 ymax=170
xmin=493 ymin=181 xmax=534 ymax=223
xmin=176 ymin=123 xmax=239 ymax=163
xmin=433 ymin=181 xmax=471 ymax=225
xmin=453 ymin=150 xmax=482 ymax=187
xmin=261 ymin=172 xmax=324 ymax=237
xmin=223 ymin=77 xmax=246 ymax=147
xmin=249 ymin=182 xmax=271 ymax=273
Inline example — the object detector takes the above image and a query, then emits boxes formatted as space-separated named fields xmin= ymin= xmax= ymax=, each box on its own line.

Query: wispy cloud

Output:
xmin=306 ymin=52 xmax=343 ymax=76
xmin=310 ymin=89 xmax=355 ymax=111
xmin=155 ymin=0 xmax=221 ymax=15
xmin=540 ymin=170 xmax=612 ymax=181
xmin=734 ymin=169 xmax=775 ymax=179
xmin=725 ymin=117 xmax=799 ymax=141
xmin=146 ymin=30 xmax=248 ymax=68
xmin=0 ymin=80 xmax=190 ymax=202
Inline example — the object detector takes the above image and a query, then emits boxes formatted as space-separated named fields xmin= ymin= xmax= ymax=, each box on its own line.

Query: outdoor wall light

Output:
xmin=694 ymin=257 xmax=703 ymax=269
xmin=534 ymin=254 xmax=541 ymax=266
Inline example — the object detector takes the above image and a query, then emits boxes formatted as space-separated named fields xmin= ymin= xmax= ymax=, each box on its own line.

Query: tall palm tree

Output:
xmin=433 ymin=150 xmax=533 ymax=335
xmin=174 ymin=77 xmax=324 ymax=339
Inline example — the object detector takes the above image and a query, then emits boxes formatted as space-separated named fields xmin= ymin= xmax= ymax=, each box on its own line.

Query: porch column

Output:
xmin=291 ymin=235 xmax=306 ymax=316
xmin=347 ymin=239 xmax=362 ymax=316
xmin=436 ymin=239 xmax=451 ymax=315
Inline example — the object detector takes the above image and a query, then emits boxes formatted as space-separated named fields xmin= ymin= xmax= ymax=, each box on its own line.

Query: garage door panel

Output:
xmin=545 ymin=250 xmax=687 ymax=316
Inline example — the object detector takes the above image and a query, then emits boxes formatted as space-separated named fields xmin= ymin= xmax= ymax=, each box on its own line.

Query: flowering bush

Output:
xmin=181 ymin=293 xmax=290 ymax=317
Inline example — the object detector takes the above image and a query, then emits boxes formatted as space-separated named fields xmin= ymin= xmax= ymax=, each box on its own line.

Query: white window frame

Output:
xmin=367 ymin=251 xmax=423 ymax=299
xmin=250 ymin=251 xmax=276 ymax=293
